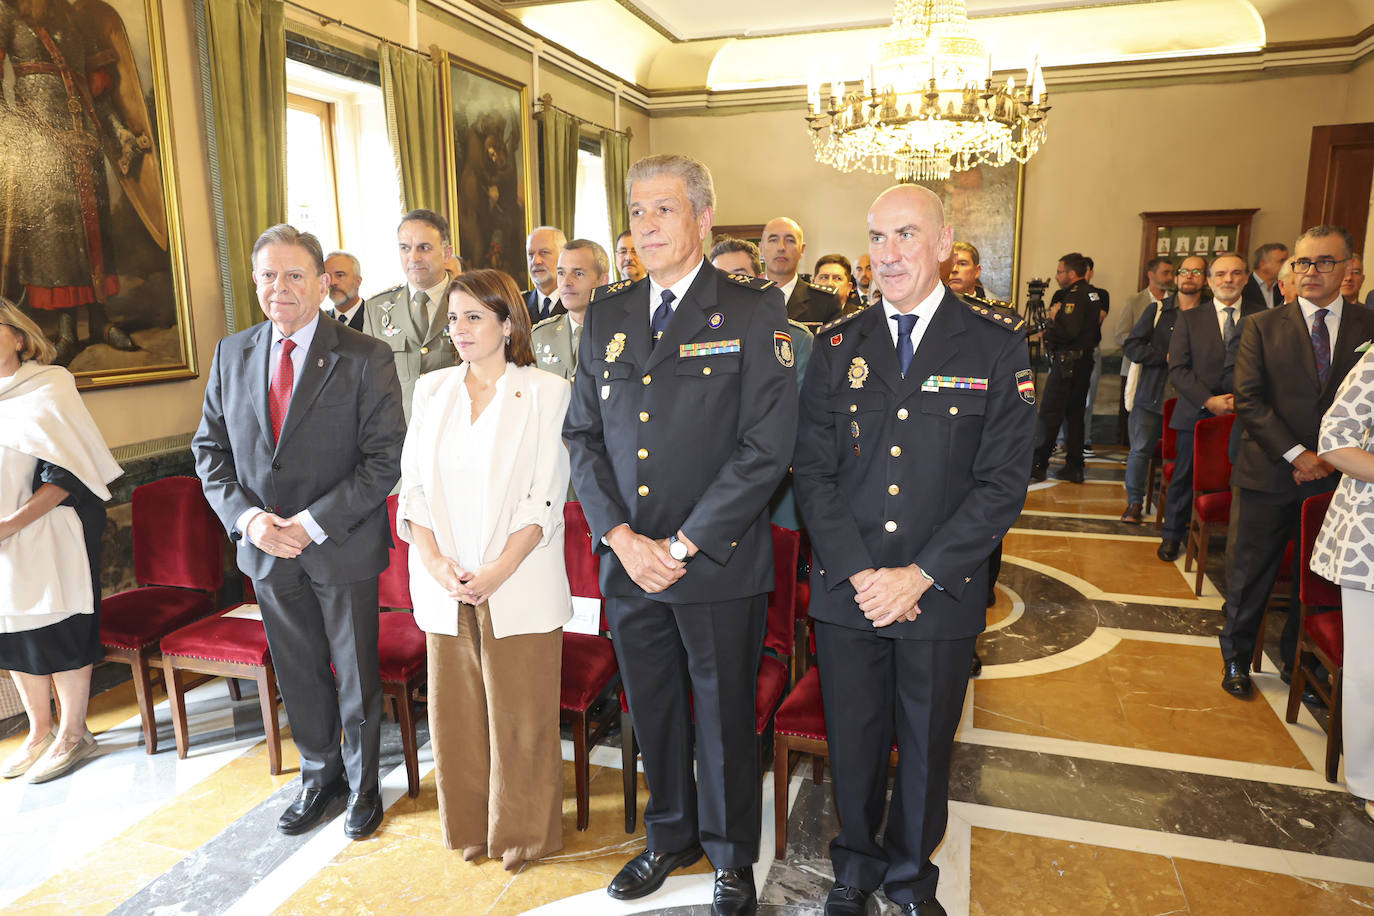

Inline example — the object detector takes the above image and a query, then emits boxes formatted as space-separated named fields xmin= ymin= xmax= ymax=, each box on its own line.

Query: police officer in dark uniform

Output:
xmin=794 ymin=185 xmax=1035 ymax=916
xmin=563 ymin=154 xmax=797 ymax=916
xmin=1029 ymin=252 xmax=1101 ymax=483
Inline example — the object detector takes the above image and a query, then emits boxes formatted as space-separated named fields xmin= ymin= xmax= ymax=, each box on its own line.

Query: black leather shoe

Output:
xmin=607 ymin=845 xmax=704 ymax=900
xmin=712 ymin=867 xmax=756 ymax=915
xmin=1221 ymin=661 xmax=1253 ymax=698
xmin=1053 ymin=464 xmax=1084 ymax=484
xmin=277 ymin=776 xmax=347 ymax=835
xmin=344 ymin=788 xmax=383 ymax=839
xmin=899 ymin=899 xmax=947 ymax=915
xmin=970 ymin=651 xmax=983 ymax=678
xmin=1029 ymin=464 xmax=1048 ymax=483
xmin=1157 ymin=539 xmax=1181 ymax=562
xmin=824 ymin=883 xmax=872 ymax=915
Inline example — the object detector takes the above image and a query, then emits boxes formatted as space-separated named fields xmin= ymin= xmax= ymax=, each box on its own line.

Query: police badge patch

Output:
xmin=774 ymin=331 xmax=795 ymax=368
xmin=1016 ymin=368 xmax=1036 ymax=404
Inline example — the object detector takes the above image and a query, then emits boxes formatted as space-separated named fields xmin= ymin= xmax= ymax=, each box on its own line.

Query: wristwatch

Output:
xmin=668 ymin=534 xmax=691 ymax=562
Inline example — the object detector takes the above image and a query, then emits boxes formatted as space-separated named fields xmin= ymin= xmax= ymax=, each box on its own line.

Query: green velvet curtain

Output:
xmin=204 ymin=0 xmax=285 ymax=333
xmin=539 ymin=107 xmax=580 ymax=234
xmin=600 ymin=128 xmax=630 ymax=245
xmin=379 ymin=44 xmax=444 ymax=214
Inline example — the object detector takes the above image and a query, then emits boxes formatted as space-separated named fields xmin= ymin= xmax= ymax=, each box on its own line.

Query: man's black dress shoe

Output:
xmin=899 ymin=899 xmax=947 ymax=915
xmin=344 ymin=788 xmax=383 ymax=839
xmin=1221 ymin=660 xmax=1253 ymax=698
xmin=1029 ymin=464 xmax=1048 ymax=483
xmin=824 ymin=882 xmax=872 ymax=915
xmin=970 ymin=651 xmax=983 ymax=678
xmin=277 ymin=776 xmax=347 ymax=835
xmin=1053 ymin=464 xmax=1084 ymax=484
xmin=607 ymin=845 xmax=704 ymax=900
xmin=1157 ymin=539 xmax=1181 ymax=562
xmin=712 ymin=866 xmax=756 ymax=915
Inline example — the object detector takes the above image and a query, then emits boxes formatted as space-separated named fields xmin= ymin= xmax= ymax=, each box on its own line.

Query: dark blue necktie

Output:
xmin=652 ymin=289 xmax=675 ymax=341
xmin=1312 ymin=307 xmax=1331 ymax=387
xmin=893 ymin=313 xmax=919 ymax=376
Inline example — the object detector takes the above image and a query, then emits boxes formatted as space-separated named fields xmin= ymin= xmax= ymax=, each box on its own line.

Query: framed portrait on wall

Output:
xmin=918 ymin=162 xmax=1024 ymax=305
xmin=0 ymin=0 xmax=194 ymax=389
xmin=439 ymin=53 xmax=535 ymax=290
xmin=1156 ymin=236 xmax=1171 ymax=255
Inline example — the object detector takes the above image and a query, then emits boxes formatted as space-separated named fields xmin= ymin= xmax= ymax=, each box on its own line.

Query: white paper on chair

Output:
xmin=222 ymin=603 xmax=263 ymax=621
xmin=565 ymin=596 xmax=602 ymax=635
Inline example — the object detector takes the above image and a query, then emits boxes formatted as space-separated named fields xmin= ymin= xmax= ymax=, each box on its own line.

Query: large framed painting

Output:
xmin=0 ymin=0 xmax=193 ymax=389
xmin=439 ymin=52 xmax=535 ymax=290
xmin=921 ymin=163 xmax=1025 ymax=306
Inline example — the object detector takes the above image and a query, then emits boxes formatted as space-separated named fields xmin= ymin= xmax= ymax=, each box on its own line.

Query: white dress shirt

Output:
xmin=1280 ymin=295 xmax=1346 ymax=464
xmin=438 ymin=370 xmax=507 ymax=572
xmin=776 ymin=274 xmax=800 ymax=304
xmin=881 ymin=282 xmax=946 ymax=354
xmin=646 ymin=258 xmax=707 ymax=327
xmin=1212 ymin=297 xmax=1243 ymax=341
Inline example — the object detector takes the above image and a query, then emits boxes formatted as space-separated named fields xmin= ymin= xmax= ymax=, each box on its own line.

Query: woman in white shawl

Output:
xmin=0 ymin=299 xmax=121 ymax=783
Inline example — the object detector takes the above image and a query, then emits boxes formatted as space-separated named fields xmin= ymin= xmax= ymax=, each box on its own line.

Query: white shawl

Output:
xmin=0 ymin=362 xmax=122 ymax=500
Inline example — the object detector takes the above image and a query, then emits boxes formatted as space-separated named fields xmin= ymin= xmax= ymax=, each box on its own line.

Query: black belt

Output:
xmin=1050 ymin=349 xmax=1088 ymax=360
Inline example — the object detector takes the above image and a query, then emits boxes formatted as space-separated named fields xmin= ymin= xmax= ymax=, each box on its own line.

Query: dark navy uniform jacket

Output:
xmin=794 ymin=288 xmax=1036 ymax=640
xmin=564 ymin=259 xmax=799 ymax=602
xmin=1045 ymin=279 xmax=1102 ymax=352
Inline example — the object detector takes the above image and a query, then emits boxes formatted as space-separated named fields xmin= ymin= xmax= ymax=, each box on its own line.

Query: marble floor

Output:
xmin=3 ymin=447 xmax=1373 ymax=914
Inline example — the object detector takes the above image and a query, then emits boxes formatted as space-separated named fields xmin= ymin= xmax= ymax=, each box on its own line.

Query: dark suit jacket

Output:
xmin=786 ymin=278 xmax=842 ymax=325
xmin=192 ymin=316 xmax=406 ymax=582
xmin=524 ymin=288 xmax=566 ymax=325
xmin=1242 ymin=275 xmax=1281 ymax=311
xmin=564 ymin=262 xmax=797 ymax=602
xmin=333 ymin=305 xmax=365 ymax=331
xmin=1167 ymin=300 xmax=1263 ymax=430
xmin=1122 ymin=295 xmax=1179 ymax=414
xmin=1233 ymin=301 xmax=1374 ymax=493
xmin=794 ymin=293 xmax=1036 ymax=640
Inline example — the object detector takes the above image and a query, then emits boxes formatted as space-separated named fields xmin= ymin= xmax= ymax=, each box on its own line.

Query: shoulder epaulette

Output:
xmin=365 ymin=284 xmax=404 ymax=304
xmin=590 ymin=278 xmax=638 ymax=303
xmin=531 ymin=313 xmax=562 ymax=331
xmin=722 ymin=272 xmax=775 ymax=292
xmin=806 ymin=280 xmax=840 ymax=295
xmin=963 ymin=297 xmax=1026 ymax=332
xmin=817 ymin=306 xmax=871 ymax=340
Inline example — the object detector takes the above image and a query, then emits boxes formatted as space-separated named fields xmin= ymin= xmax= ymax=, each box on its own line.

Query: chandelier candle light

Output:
xmin=805 ymin=0 xmax=1050 ymax=182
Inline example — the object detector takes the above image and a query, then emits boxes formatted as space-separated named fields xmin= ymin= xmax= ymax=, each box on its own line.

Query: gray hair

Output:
xmin=528 ymin=226 xmax=568 ymax=247
xmin=325 ymin=250 xmax=362 ymax=275
xmin=1294 ymin=225 xmax=1355 ymax=259
xmin=1251 ymin=242 xmax=1289 ymax=270
xmin=252 ymin=224 xmax=326 ymax=275
xmin=562 ymin=238 xmax=610 ymax=277
xmin=626 ymin=154 xmax=715 ymax=219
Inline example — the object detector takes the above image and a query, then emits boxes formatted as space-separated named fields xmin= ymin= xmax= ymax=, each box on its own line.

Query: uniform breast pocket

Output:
xmin=594 ymin=360 xmax=633 ymax=400
xmin=827 ymin=392 xmax=886 ymax=455
xmin=675 ymin=353 xmax=741 ymax=381
xmin=921 ymin=393 xmax=987 ymax=421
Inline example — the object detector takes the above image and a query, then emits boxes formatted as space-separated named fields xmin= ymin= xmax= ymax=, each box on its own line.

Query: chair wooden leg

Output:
xmin=395 ymin=684 xmax=420 ymax=798
xmin=774 ymin=733 xmax=790 ymax=859
xmin=1193 ymin=525 xmax=1210 ymax=596
xmin=620 ymin=707 xmax=637 ymax=834
xmin=162 ymin=659 xmax=190 ymax=760
xmin=1184 ymin=519 xmax=1198 ymax=573
xmin=1155 ymin=479 xmax=1167 ymax=526
xmin=1284 ymin=644 xmax=1307 ymax=723
xmin=258 ymin=667 xmax=282 ymax=776
xmin=130 ymin=653 xmax=159 ymax=755
xmin=1252 ymin=610 xmax=1268 ymax=673
xmin=573 ymin=710 xmax=590 ymax=832
xmin=1327 ymin=669 xmax=1344 ymax=783
xmin=811 ymin=754 xmax=824 ymax=784
xmin=226 ymin=679 xmax=243 ymax=702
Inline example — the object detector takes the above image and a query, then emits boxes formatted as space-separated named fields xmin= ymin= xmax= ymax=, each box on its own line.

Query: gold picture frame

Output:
xmin=438 ymin=52 xmax=536 ymax=289
xmin=1 ymin=0 xmax=195 ymax=390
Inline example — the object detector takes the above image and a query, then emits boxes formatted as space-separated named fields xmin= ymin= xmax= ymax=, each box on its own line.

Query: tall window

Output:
xmin=286 ymin=94 xmax=342 ymax=250
xmin=574 ymin=138 xmax=612 ymax=270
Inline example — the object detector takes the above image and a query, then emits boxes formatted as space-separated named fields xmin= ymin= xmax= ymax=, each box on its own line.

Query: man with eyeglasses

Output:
xmin=1220 ymin=225 xmax=1374 ymax=698
xmin=1244 ymin=243 xmax=1289 ymax=311
xmin=1156 ymin=254 xmax=1262 ymax=560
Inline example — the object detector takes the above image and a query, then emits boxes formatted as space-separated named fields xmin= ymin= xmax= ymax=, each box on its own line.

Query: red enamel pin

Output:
xmin=830 ymin=333 xmax=843 ymax=346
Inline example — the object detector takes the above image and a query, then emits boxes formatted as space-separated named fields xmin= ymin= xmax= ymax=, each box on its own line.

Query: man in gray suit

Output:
xmin=359 ymin=209 xmax=456 ymax=420
xmin=193 ymin=224 xmax=406 ymax=840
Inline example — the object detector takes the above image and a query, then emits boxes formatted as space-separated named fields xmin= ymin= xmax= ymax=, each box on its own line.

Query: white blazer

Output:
xmin=396 ymin=363 xmax=573 ymax=638
xmin=1312 ymin=348 xmax=1374 ymax=591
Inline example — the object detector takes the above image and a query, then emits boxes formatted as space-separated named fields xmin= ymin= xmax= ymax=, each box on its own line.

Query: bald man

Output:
xmin=761 ymin=216 xmax=842 ymax=325
xmin=794 ymin=185 xmax=1036 ymax=915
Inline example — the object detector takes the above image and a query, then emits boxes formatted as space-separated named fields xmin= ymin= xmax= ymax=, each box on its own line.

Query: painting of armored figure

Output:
xmin=0 ymin=0 xmax=192 ymax=388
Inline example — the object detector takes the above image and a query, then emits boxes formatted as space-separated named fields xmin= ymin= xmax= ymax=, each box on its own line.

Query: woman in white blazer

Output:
xmin=396 ymin=269 xmax=572 ymax=868
xmin=1311 ymin=346 xmax=1374 ymax=824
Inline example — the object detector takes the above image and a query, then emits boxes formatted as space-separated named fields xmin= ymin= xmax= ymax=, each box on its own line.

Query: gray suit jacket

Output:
xmin=192 ymin=317 xmax=406 ymax=583
xmin=360 ymin=284 xmax=455 ymax=420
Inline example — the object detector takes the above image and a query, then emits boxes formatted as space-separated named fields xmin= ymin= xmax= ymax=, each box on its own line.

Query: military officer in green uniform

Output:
xmin=359 ymin=209 xmax=456 ymax=421
xmin=532 ymin=239 xmax=609 ymax=384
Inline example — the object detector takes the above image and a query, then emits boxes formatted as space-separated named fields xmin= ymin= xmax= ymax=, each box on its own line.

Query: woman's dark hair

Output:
xmin=446 ymin=269 xmax=536 ymax=367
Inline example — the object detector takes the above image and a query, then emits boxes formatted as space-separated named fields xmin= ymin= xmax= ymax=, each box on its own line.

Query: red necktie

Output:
xmin=269 ymin=339 xmax=296 ymax=444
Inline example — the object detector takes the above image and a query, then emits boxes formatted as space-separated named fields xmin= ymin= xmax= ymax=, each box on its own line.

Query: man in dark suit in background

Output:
xmin=1243 ymin=242 xmax=1288 ymax=311
xmin=325 ymin=251 xmax=365 ymax=330
xmin=794 ymin=185 xmax=1035 ymax=916
xmin=761 ymin=216 xmax=842 ymax=325
xmin=193 ymin=225 xmax=406 ymax=840
xmin=1157 ymin=253 xmax=1263 ymax=560
xmin=1221 ymin=225 xmax=1374 ymax=697
xmin=564 ymin=154 xmax=797 ymax=915
xmin=523 ymin=225 xmax=567 ymax=322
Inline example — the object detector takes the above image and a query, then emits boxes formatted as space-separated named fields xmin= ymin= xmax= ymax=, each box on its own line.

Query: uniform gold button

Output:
xmin=888 ymin=484 xmax=900 ymax=495
xmin=703 ymin=366 xmax=712 ymax=376
xmin=603 ymin=370 xmax=610 ymax=379
xmin=637 ymin=448 xmax=649 ymax=459
xmin=849 ymin=404 xmax=858 ymax=413
xmin=638 ymin=485 xmax=649 ymax=496
xmin=884 ymin=520 xmax=898 ymax=532
xmin=639 ymin=411 xmax=650 ymax=422
xmin=731 ymin=540 xmax=738 ymax=548
xmin=897 ymin=408 xmax=909 ymax=420
xmin=949 ymin=405 xmax=959 ymax=415
xmin=642 ymin=374 xmax=651 ymax=385
xmin=890 ymin=445 xmax=902 ymax=457
xmin=420 ymin=346 xmax=429 ymax=354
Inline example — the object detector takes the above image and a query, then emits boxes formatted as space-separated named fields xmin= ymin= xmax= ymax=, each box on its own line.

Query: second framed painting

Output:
xmin=439 ymin=53 xmax=535 ymax=291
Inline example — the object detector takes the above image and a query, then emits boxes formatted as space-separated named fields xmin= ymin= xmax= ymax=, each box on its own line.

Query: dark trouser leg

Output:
xmin=316 ymin=578 xmax=382 ymax=793
xmin=1032 ymin=362 xmax=1073 ymax=467
xmin=1161 ymin=426 xmax=1195 ymax=542
xmin=1219 ymin=489 xmax=1299 ymax=668
xmin=1059 ymin=356 xmax=1095 ymax=468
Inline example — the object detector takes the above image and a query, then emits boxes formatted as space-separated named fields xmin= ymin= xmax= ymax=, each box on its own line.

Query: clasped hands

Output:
xmin=850 ymin=565 xmax=934 ymax=628
xmin=247 ymin=511 xmax=313 ymax=559
xmin=422 ymin=553 xmax=513 ymax=607
xmin=1292 ymin=449 xmax=1335 ymax=485
xmin=607 ymin=524 xmax=696 ymax=594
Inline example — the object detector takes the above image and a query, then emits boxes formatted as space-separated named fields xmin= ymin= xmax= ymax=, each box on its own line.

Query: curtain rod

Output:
xmin=536 ymin=93 xmax=631 ymax=139
xmin=283 ymin=0 xmax=420 ymax=54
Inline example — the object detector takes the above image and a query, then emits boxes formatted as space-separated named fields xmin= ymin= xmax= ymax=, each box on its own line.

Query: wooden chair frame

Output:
xmin=161 ymin=652 xmax=282 ymax=775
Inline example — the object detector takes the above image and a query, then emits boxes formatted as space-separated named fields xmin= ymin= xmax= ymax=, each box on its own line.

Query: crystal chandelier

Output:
xmin=805 ymin=0 xmax=1051 ymax=182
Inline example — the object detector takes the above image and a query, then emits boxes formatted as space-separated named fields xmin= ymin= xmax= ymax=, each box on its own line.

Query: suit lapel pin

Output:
xmin=317 ymin=358 xmax=324 ymax=368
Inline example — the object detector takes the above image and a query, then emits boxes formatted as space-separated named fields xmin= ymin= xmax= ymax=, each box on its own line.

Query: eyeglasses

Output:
xmin=1291 ymin=257 xmax=1349 ymax=274
xmin=1176 ymin=268 xmax=1204 ymax=277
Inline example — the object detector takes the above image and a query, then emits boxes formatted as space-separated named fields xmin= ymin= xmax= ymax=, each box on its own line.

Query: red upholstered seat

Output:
xmin=160 ymin=611 xmax=271 ymax=666
xmin=378 ymin=612 xmax=426 ymax=682
xmin=375 ymin=497 xmax=428 ymax=797
xmin=379 ymin=498 xmax=413 ymax=610
xmin=560 ymin=633 xmax=618 ymax=711
xmin=755 ymin=656 xmax=789 ymax=734
xmin=1184 ymin=414 xmax=1237 ymax=595
xmin=1286 ymin=491 xmax=1344 ymax=782
xmin=775 ymin=667 xmax=826 ymax=741
xmin=1193 ymin=491 xmax=1232 ymax=524
xmin=1304 ymin=611 xmax=1344 ymax=668
xmin=101 ymin=587 xmax=217 ymax=650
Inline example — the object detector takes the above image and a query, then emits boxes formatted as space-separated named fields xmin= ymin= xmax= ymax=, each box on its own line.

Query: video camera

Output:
xmin=1023 ymin=278 xmax=1052 ymax=335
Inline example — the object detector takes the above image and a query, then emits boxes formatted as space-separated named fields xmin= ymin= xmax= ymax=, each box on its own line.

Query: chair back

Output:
xmin=1299 ymin=491 xmax=1341 ymax=607
xmin=1161 ymin=398 xmax=1178 ymax=461
xmin=766 ymin=526 xmax=801 ymax=658
xmin=564 ymin=502 xmax=603 ymax=601
xmin=132 ymin=477 xmax=224 ymax=591
xmin=1192 ymin=414 xmax=1236 ymax=493
xmin=379 ymin=495 xmax=412 ymax=609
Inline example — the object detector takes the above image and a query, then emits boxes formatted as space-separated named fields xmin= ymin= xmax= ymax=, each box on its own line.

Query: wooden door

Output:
xmin=1302 ymin=123 xmax=1374 ymax=255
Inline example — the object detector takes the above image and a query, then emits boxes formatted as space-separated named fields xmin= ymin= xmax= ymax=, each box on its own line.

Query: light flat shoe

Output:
xmin=26 ymin=732 xmax=97 ymax=784
xmin=1366 ymin=800 xmax=1374 ymax=824
xmin=1 ymin=730 xmax=56 ymax=778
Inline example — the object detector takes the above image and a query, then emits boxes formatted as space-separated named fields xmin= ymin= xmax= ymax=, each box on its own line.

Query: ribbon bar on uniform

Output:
xmin=680 ymin=339 xmax=741 ymax=358
xmin=921 ymin=375 xmax=989 ymax=392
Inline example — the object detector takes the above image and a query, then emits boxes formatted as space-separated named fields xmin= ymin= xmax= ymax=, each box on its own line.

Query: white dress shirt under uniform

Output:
xmin=881 ymin=281 xmax=946 ymax=354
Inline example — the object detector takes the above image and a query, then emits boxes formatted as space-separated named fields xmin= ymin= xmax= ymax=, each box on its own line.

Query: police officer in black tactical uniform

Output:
xmin=563 ymin=154 xmax=797 ymax=916
xmin=1030 ymin=252 xmax=1101 ymax=483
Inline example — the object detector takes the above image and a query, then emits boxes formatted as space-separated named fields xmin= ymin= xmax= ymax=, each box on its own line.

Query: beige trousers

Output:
xmin=427 ymin=602 xmax=564 ymax=862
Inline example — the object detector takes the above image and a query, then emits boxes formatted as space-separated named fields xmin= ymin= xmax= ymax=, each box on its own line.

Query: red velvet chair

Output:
xmin=101 ymin=477 xmax=225 ymax=754
xmin=1154 ymin=398 xmax=1178 ymax=526
xmin=376 ymin=495 xmax=428 ymax=798
xmin=559 ymin=502 xmax=623 ymax=832
xmin=1184 ymin=414 xmax=1236 ymax=595
xmin=1285 ymin=491 xmax=1344 ymax=781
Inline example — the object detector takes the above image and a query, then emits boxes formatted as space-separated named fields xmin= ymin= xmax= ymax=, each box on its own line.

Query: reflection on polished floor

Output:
xmin=3 ymin=449 xmax=1372 ymax=914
